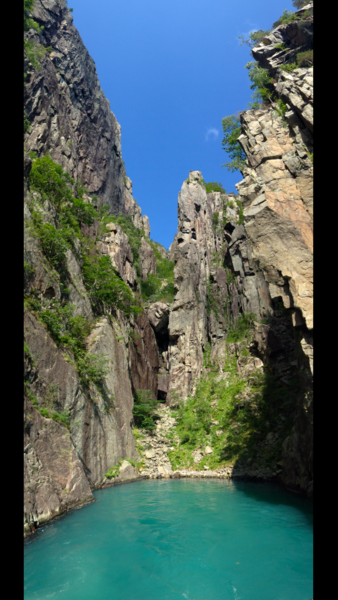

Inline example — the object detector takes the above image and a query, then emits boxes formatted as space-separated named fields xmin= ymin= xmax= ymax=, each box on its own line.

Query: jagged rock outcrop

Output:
xmin=23 ymin=0 xmax=161 ymax=532
xmin=24 ymin=0 xmax=149 ymax=226
xmin=97 ymin=223 xmax=137 ymax=289
xmin=233 ymin=10 xmax=313 ymax=496
xmin=139 ymin=237 xmax=157 ymax=281
xmin=166 ymin=171 xmax=273 ymax=402
xmin=124 ymin=176 xmax=150 ymax=236
xmin=128 ymin=311 xmax=159 ymax=400
xmin=235 ymin=10 xmax=313 ymax=382
xmin=24 ymin=306 xmax=142 ymax=530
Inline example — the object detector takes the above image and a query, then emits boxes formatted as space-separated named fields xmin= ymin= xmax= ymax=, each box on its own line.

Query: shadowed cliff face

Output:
xmin=233 ymin=11 xmax=313 ymax=497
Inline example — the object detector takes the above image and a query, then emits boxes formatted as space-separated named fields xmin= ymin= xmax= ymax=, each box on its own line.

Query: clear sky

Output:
xmin=69 ymin=0 xmax=295 ymax=249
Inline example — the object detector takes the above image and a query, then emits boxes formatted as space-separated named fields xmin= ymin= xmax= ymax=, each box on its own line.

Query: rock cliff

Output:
xmin=24 ymin=0 xmax=149 ymax=230
xmin=24 ymin=1 xmax=313 ymax=535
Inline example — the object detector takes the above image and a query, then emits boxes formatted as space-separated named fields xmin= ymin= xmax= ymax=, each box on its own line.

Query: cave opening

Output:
xmin=155 ymin=329 xmax=169 ymax=355
xmin=224 ymin=222 xmax=235 ymax=234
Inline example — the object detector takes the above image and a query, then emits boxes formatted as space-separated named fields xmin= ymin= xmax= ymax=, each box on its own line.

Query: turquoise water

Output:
xmin=24 ymin=479 xmax=313 ymax=600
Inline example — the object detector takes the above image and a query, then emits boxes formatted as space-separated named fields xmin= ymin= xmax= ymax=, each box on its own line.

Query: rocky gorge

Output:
xmin=24 ymin=0 xmax=313 ymax=535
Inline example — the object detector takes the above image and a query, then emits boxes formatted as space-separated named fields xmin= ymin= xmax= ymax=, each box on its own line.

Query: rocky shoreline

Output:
xmin=134 ymin=406 xmax=281 ymax=483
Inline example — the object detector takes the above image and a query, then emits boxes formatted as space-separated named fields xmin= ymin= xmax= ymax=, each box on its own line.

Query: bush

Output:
xmin=236 ymin=199 xmax=244 ymax=225
xmin=238 ymin=29 xmax=271 ymax=49
xmin=227 ymin=313 xmax=255 ymax=343
xmin=245 ymin=62 xmax=275 ymax=105
xmin=274 ymin=99 xmax=288 ymax=119
xmin=82 ymin=253 xmax=140 ymax=317
xmin=35 ymin=221 xmax=72 ymax=269
xmin=105 ymin=460 xmax=122 ymax=479
xmin=273 ymin=10 xmax=299 ymax=29
xmin=279 ymin=63 xmax=297 ymax=72
xmin=203 ymin=181 xmax=227 ymax=194
xmin=132 ymin=390 xmax=160 ymax=430
xmin=76 ymin=353 xmax=109 ymax=384
xmin=297 ymin=50 xmax=313 ymax=67
xmin=212 ymin=212 xmax=219 ymax=231
xmin=25 ymin=384 xmax=71 ymax=428
xmin=221 ymin=115 xmax=246 ymax=173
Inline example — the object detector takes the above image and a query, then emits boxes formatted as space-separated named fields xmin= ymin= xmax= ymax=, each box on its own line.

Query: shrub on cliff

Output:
xmin=245 ymin=62 xmax=275 ymax=106
xmin=292 ymin=0 xmax=310 ymax=8
xmin=238 ymin=29 xmax=272 ymax=49
xmin=28 ymin=156 xmax=141 ymax=318
xmin=203 ymin=181 xmax=227 ymax=194
xmin=82 ymin=254 xmax=140 ymax=317
xmin=132 ymin=390 xmax=160 ymax=430
xmin=221 ymin=115 xmax=246 ymax=173
xmin=296 ymin=49 xmax=313 ymax=67
xmin=273 ymin=10 xmax=299 ymax=29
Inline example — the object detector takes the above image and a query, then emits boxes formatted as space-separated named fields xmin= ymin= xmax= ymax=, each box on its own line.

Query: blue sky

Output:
xmin=69 ymin=0 xmax=295 ymax=249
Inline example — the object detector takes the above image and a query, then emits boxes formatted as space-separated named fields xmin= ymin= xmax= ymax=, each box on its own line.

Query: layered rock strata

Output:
xmin=24 ymin=160 xmax=159 ymax=534
xmin=24 ymin=0 xmax=149 ymax=227
xmin=234 ymin=13 xmax=313 ymax=495
xmin=165 ymin=171 xmax=273 ymax=403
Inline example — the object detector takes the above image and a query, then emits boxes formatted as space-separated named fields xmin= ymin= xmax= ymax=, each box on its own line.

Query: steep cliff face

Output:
xmin=24 ymin=0 xmax=149 ymax=230
xmin=165 ymin=171 xmax=272 ymax=402
xmin=24 ymin=0 xmax=313 ymax=535
xmin=23 ymin=0 xmax=159 ymax=532
xmin=235 ymin=8 xmax=313 ymax=495
xmin=153 ymin=5 xmax=313 ymax=496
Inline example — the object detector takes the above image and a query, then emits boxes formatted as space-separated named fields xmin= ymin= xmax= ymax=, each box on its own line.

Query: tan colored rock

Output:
xmin=117 ymin=460 xmax=138 ymax=480
xmin=139 ymin=237 xmax=156 ymax=281
xmin=147 ymin=302 xmax=170 ymax=332
xmin=98 ymin=223 xmax=137 ymax=288
xmin=144 ymin=449 xmax=156 ymax=459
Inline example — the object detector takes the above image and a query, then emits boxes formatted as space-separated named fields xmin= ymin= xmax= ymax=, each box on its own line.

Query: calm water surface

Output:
xmin=24 ymin=479 xmax=313 ymax=600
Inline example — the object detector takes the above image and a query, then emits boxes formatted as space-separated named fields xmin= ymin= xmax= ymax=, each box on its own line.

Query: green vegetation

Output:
xmin=105 ymin=460 xmax=122 ymax=479
xmin=212 ymin=212 xmax=219 ymax=232
xmin=24 ymin=0 xmax=51 ymax=74
xmin=272 ymin=10 xmax=299 ymax=29
xmin=296 ymin=49 xmax=313 ymax=67
xmin=24 ymin=261 xmax=35 ymax=276
xmin=238 ymin=29 xmax=272 ymax=49
xmin=141 ymin=241 xmax=175 ymax=304
xmin=236 ymin=199 xmax=244 ymax=225
xmin=168 ymin=348 xmax=300 ymax=471
xmin=221 ymin=115 xmax=246 ymax=173
xmin=25 ymin=384 xmax=71 ymax=428
xmin=226 ymin=312 xmax=255 ymax=343
xmin=25 ymin=156 xmax=144 ymax=392
xmin=25 ymin=297 xmax=109 ymax=386
xmin=279 ymin=63 xmax=297 ymax=72
xmin=274 ymin=99 xmax=288 ymax=127
xmin=82 ymin=253 xmax=141 ymax=318
xmin=132 ymin=390 xmax=161 ymax=430
xmin=27 ymin=156 xmax=141 ymax=318
xmin=245 ymin=62 xmax=275 ymax=107
xmin=201 ymin=181 xmax=227 ymax=194
xmin=274 ymin=43 xmax=287 ymax=52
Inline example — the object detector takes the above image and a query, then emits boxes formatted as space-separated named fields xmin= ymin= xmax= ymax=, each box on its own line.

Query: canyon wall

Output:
xmin=24 ymin=1 xmax=313 ymax=534
xmin=24 ymin=0 xmax=149 ymax=229
xmin=24 ymin=0 xmax=158 ymax=534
